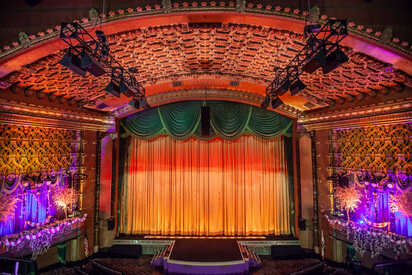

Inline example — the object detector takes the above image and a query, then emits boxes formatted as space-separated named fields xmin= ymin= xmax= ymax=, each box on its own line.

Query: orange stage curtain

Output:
xmin=120 ymin=135 xmax=290 ymax=236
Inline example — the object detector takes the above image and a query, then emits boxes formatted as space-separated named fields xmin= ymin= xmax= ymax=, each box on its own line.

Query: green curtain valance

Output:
xmin=121 ymin=101 xmax=292 ymax=140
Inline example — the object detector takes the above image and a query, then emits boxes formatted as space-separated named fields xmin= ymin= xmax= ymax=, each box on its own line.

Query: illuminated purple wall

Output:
xmin=0 ymin=171 xmax=75 ymax=238
xmin=333 ymin=171 xmax=411 ymax=238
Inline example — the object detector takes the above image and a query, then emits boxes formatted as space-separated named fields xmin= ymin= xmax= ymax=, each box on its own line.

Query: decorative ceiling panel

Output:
xmin=3 ymin=23 xmax=411 ymax=110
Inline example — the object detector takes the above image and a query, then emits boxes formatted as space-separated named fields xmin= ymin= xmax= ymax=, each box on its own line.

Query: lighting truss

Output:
xmin=59 ymin=22 xmax=148 ymax=107
xmin=262 ymin=19 xmax=348 ymax=108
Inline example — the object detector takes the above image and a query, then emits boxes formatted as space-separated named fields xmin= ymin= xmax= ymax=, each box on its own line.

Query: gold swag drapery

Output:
xmin=120 ymin=135 xmax=291 ymax=236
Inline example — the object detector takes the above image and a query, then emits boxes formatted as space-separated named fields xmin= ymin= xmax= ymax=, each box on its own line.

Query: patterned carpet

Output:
xmin=253 ymin=257 xmax=322 ymax=275
xmin=40 ymin=256 xmax=354 ymax=275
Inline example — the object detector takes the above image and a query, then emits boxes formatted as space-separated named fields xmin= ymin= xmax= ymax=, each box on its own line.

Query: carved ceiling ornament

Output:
xmin=1 ymin=3 xmax=411 ymax=58
xmin=2 ymin=23 xmax=410 ymax=113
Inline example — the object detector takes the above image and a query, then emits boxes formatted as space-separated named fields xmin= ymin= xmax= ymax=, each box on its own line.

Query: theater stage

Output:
xmin=151 ymin=239 xmax=261 ymax=274
xmin=113 ymin=235 xmax=300 ymax=256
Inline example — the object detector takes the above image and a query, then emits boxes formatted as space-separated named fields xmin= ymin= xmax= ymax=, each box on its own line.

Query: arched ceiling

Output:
xmin=0 ymin=9 xmax=411 ymax=117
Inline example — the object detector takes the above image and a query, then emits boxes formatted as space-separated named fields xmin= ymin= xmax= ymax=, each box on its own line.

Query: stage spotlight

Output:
xmin=58 ymin=52 xmax=86 ymax=77
xmin=129 ymin=97 xmax=150 ymax=109
xmin=128 ymin=98 xmax=140 ymax=109
xmin=96 ymin=30 xmax=107 ymax=45
xmin=302 ymin=47 xmax=326 ymax=73
xmin=80 ymin=52 xmax=106 ymax=77
xmin=271 ymin=97 xmax=283 ymax=108
xmin=104 ymin=81 xmax=128 ymax=98
xmin=304 ymin=24 xmax=321 ymax=35
xmin=290 ymin=79 xmax=306 ymax=96
xmin=96 ymin=30 xmax=109 ymax=58
xmin=276 ymin=79 xmax=291 ymax=95
xmin=105 ymin=82 xmax=120 ymax=97
xmin=139 ymin=96 xmax=150 ymax=109
xmin=261 ymin=94 xmax=270 ymax=109
xmin=322 ymin=48 xmax=349 ymax=74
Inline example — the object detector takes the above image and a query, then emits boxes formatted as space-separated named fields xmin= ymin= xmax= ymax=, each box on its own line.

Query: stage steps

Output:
xmin=240 ymin=239 xmax=300 ymax=256
xmin=151 ymin=240 xmax=262 ymax=274
xmin=239 ymin=242 xmax=262 ymax=269
xmin=151 ymin=242 xmax=173 ymax=267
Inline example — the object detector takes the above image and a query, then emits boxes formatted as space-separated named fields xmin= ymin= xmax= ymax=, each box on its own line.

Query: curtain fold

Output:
xmin=248 ymin=106 xmax=292 ymax=138
xmin=121 ymin=101 xmax=292 ymax=140
xmin=120 ymin=135 xmax=291 ymax=236
xmin=209 ymin=101 xmax=251 ymax=139
xmin=159 ymin=101 xmax=202 ymax=139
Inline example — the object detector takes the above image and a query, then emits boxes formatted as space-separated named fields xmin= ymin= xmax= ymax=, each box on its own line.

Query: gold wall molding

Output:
xmin=299 ymin=98 xmax=412 ymax=131
xmin=113 ymin=89 xmax=299 ymax=119
xmin=300 ymin=110 xmax=411 ymax=131
xmin=0 ymin=99 xmax=114 ymax=131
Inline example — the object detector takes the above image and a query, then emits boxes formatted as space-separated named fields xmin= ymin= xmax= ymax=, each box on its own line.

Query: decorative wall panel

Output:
xmin=0 ymin=123 xmax=92 ymax=259
xmin=329 ymin=123 xmax=411 ymax=239
xmin=0 ymin=124 xmax=78 ymax=175
xmin=331 ymin=123 xmax=411 ymax=174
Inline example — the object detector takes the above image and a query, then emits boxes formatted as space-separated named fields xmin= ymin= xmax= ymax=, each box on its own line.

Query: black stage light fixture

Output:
xmin=323 ymin=48 xmax=349 ymax=74
xmin=128 ymin=98 xmax=140 ymax=109
xmin=96 ymin=30 xmax=107 ymax=45
xmin=271 ymin=97 xmax=283 ymax=109
xmin=104 ymin=81 xmax=128 ymax=97
xmin=104 ymin=82 xmax=120 ymax=97
xmin=128 ymin=97 xmax=150 ymax=109
xmin=59 ymin=52 xmax=86 ymax=77
xmin=118 ymin=81 xmax=128 ymax=93
xmin=263 ymin=19 xmax=348 ymax=108
xmin=290 ymin=79 xmax=306 ymax=96
xmin=261 ymin=94 xmax=270 ymax=109
xmin=304 ymin=24 xmax=321 ymax=35
xmin=80 ymin=52 xmax=106 ymax=77
xmin=139 ymin=96 xmax=150 ymax=109
xmin=302 ymin=47 xmax=327 ymax=73
xmin=276 ymin=79 xmax=291 ymax=95
xmin=96 ymin=30 xmax=110 ymax=57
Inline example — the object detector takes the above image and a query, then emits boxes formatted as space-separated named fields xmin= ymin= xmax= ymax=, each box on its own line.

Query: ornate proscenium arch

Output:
xmin=0 ymin=8 xmax=411 ymax=117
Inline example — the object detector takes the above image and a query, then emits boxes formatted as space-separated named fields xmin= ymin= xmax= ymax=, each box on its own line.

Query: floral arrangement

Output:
xmin=55 ymin=187 xmax=79 ymax=218
xmin=0 ymin=214 xmax=87 ymax=259
xmin=389 ymin=189 xmax=412 ymax=218
xmin=0 ymin=194 xmax=19 ymax=223
xmin=397 ymin=189 xmax=412 ymax=217
xmin=334 ymin=186 xmax=362 ymax=222
xmin=326 ymin=215 xmax=410 ymax=258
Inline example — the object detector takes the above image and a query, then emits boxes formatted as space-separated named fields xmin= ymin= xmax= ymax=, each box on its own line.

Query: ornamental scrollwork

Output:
xmin=331 ymin=123 xmax=411 ymax=175
xmin=0 ymin=124 xmax=78 ymax=175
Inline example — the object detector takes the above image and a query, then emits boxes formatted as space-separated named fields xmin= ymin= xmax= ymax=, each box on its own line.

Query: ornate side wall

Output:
xmin=0 ymin=122 xmax=100 ymax=266
xmin=302 ymin=122 xmax=411 ymax=263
